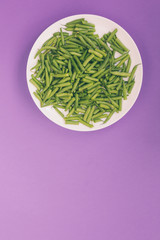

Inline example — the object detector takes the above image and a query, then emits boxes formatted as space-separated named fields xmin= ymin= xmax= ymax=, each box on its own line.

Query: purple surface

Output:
xmin=0 ymin=0 xmax=160 ymax=240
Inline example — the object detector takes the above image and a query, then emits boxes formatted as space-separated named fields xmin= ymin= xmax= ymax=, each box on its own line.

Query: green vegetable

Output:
xmin=30 ymin=18 xmax=139 ymax=128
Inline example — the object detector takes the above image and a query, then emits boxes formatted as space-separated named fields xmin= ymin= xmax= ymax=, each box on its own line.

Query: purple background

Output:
xmin=0 ymin=0 xmax=160 ymax=239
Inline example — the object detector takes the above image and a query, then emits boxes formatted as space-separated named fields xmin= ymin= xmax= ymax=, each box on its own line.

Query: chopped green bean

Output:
xmin=30 ymin=18 xmax=139 ymax=128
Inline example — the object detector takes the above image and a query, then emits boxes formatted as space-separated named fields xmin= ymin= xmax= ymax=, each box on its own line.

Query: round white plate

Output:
xmin=26 ymin=14 xmax=143 ymax=131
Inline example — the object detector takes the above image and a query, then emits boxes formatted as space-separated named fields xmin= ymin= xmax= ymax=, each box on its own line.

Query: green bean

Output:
xmin=87 ymin=106 xmax=95 ymax=122
xmin=76 ymin=24 xmax=92 ymax=29
xmin=65 ymin=115 xmax=80 ymax=120
xmin=81 ymin=49 xmax=88 ymax=61
xmin=42 ymin=36 xmax=56 ymax=47
xmin=53 ymin=59 xmax=60 ymax=69
xmin=74 ymin=55 xmax=85 ymax=72
xmin=65 ymin=120 xmax=79 ymax=125
xmin=54 ymin=107 xmax=65 ymax=119
xmin=92 ymin=68 xmax=105 ymax=78
xmin=115 ymin=37 xmax=129 ymax=52
xmin=88 ymin=49 xmax=103 ymax=58
xmin=67 ymin=59 xmax=72 ymax=77
xmin=96 ymin=48 xmax=107 ymax=57
xmin=83 ymin=54 xmax=94 ymax=66
xmin=80 ymin=34 xmax=97 ymax=49
xmin=56 ymin=59 xmax=66 ymax=66
xmin=107 ymin=29 xmax=118 ymax=42
xmin=93 ymin=55 xmax=104 ymax=62
xmin=49 ymin=88 xmax=59 ymax=98
xmin=79 ymin=118 xmax=93 ymax=128
xmin=59 ymin=47 xmax=71 ymax=56
xmin=100 ymin=104 xmax=110 ymax=109
xmin=81 ymin=20 xmax=95 ymax=27
xmin=92 ymin=111 xmax=105 ymax=120
xmin=60 ymin=28 xmax=64 ymax=45
xmin=85 ymin=76 xmax=99 ymax=81
xmin=86 ymin=61 xmax=98 ymax=71
xmin=91 ymin=91 xmax=100 ymax=100
xmin=110 ymin=45 xmax=124 ymax=54
xmin=43 ymin=89 xmax=52 ymax=102
xmin=119 ymin=98 xmax=122 ymax=111
xmin=103 ymin=110 xmax=115 ymax=124
xmin=71 ymin=57 xmax=80 ymax=73
xmin=55 ymin=82 xmax=71 ymax=88
xmin=111 ymin=71 xmax=130 ymax=77
xmin=128 ymin=80 xmax=135 ymax=94
xmin=66 ymin=107 xmax=75 ymax=117
xmin=33 ymin=91 xmax=42 ymax=102
xmin=116 ymin=55 xmax=129 ymax=67
xmin=34 ymin=46 xmax=56 ymax=58
xmin=108 ymin=97 xmax=119 ymax=108
xmin=122 ymin=81 xmax=127 ymax=100
xmin=84 ymin=106 xmax=91 ymax=121
xmin=58 ymin=85 xmax=72 ymax=93
xmin=71 ymin=71 xmax=76 ymax=82
xmin=66 ymin=18 xmax=84 ymax=25
xmin=31 ymin=61 xmax=41 ymax=70
xmin=76 ymin=108 xmax=85 ymax=113
xmin=78 ymin=35 xmax=90 ymax=47
xmin=31 ymin=75 xmax=43 ymax=88
xmin=97 ymin=69 xmax=110 ymax=79
xmin=82 ymin=78 xmax=92 ymax=83
xmin=53 ymin=73 xmax=69 ymax=78
xmin=42 ymin=100 xmax=55 ymax=107
xmin=107 ymin=83 xmax=119 ymax=88
xmin=65 ymin=97 xmax=75 ymax=111
xmin=98 ymin=55 xmax=109 ymax=70
xmin=93 ymin=118 xmax=103 ymax=123
xmin=36 ymin=65 xmax=44 ymax=78
xmin=70 ymin=52 xmax=82 ymax=56
xmin=75 ymin=93 xmax=79 ymax=109
xmin=128 ymin=64 xmax=139 ymax=83
xmin=72 ymin=78 xmax=80 ymax=92
xmin=98 ymin=39 xmax=110 ymax=52
xmin=125 ymin=57 xmax=131 ymax=73
xmin=56 ymin=93 xmax=73 ymax=97
xmin=79 ymin=83 xmax=93 ymax=92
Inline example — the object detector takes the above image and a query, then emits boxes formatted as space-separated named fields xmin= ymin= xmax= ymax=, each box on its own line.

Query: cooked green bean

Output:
xmin=83 ymin=54 xmax=94 ymax=66
xmin=98 ymin=39 xmax=110 ymax=52
xmin=125 ymin=57 xmax=131 ymax=73
xmin=65 ymin=120 xmax=79 ymax=125
xmin=128 ymin=64 xmax=139 ymax=83
xmin=87 ymin=106 xmax=95 ymax=122
xmin=54 ymin=107 xmax=65 ymax=119
xmin=88 ymin=49 xmax=103 ymax=58
xmin=122 ymin=81 xmax=127 ymax=100
xmin=74 ymin=55 xmax=85 ymax=72
xmin=72 ymin=78 xmax=80 ymax=92
xmin=79 ymin=118 xmax=93 ymax=128
xmin=60 ymin=28 xmax=65 ymax=45
xmin=115 ymin=37 xmax=129 ymax=52
xmin=103 ymin=110 xmax=115 ymax=124
xmin=128 ymin=80 xmax=135 ymax=94
xmin=116 ymin=55 xmax=129 ymax=67
xmin=107 ymin=29 xmax=118 ymax=42
xmin=71 ymin=57 xmax=80 ymax=73
xmin=30 ymin=18 xmax=139 ymax=128
xmin=111 ymin=71 xmax=130 ymax=77
xmin=110 ymin=45 xmax=124 ymax=54
xmin=34 ymin=46 xmax=56 ymax=58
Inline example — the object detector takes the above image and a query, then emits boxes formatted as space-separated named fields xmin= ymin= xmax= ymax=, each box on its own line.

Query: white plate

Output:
xmin=26 ymin=14 xmax=143 ymax=131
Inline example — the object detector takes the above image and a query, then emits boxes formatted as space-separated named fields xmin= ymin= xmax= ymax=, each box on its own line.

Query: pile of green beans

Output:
xmin=30 ymin=18 xmax=139 ymax=128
